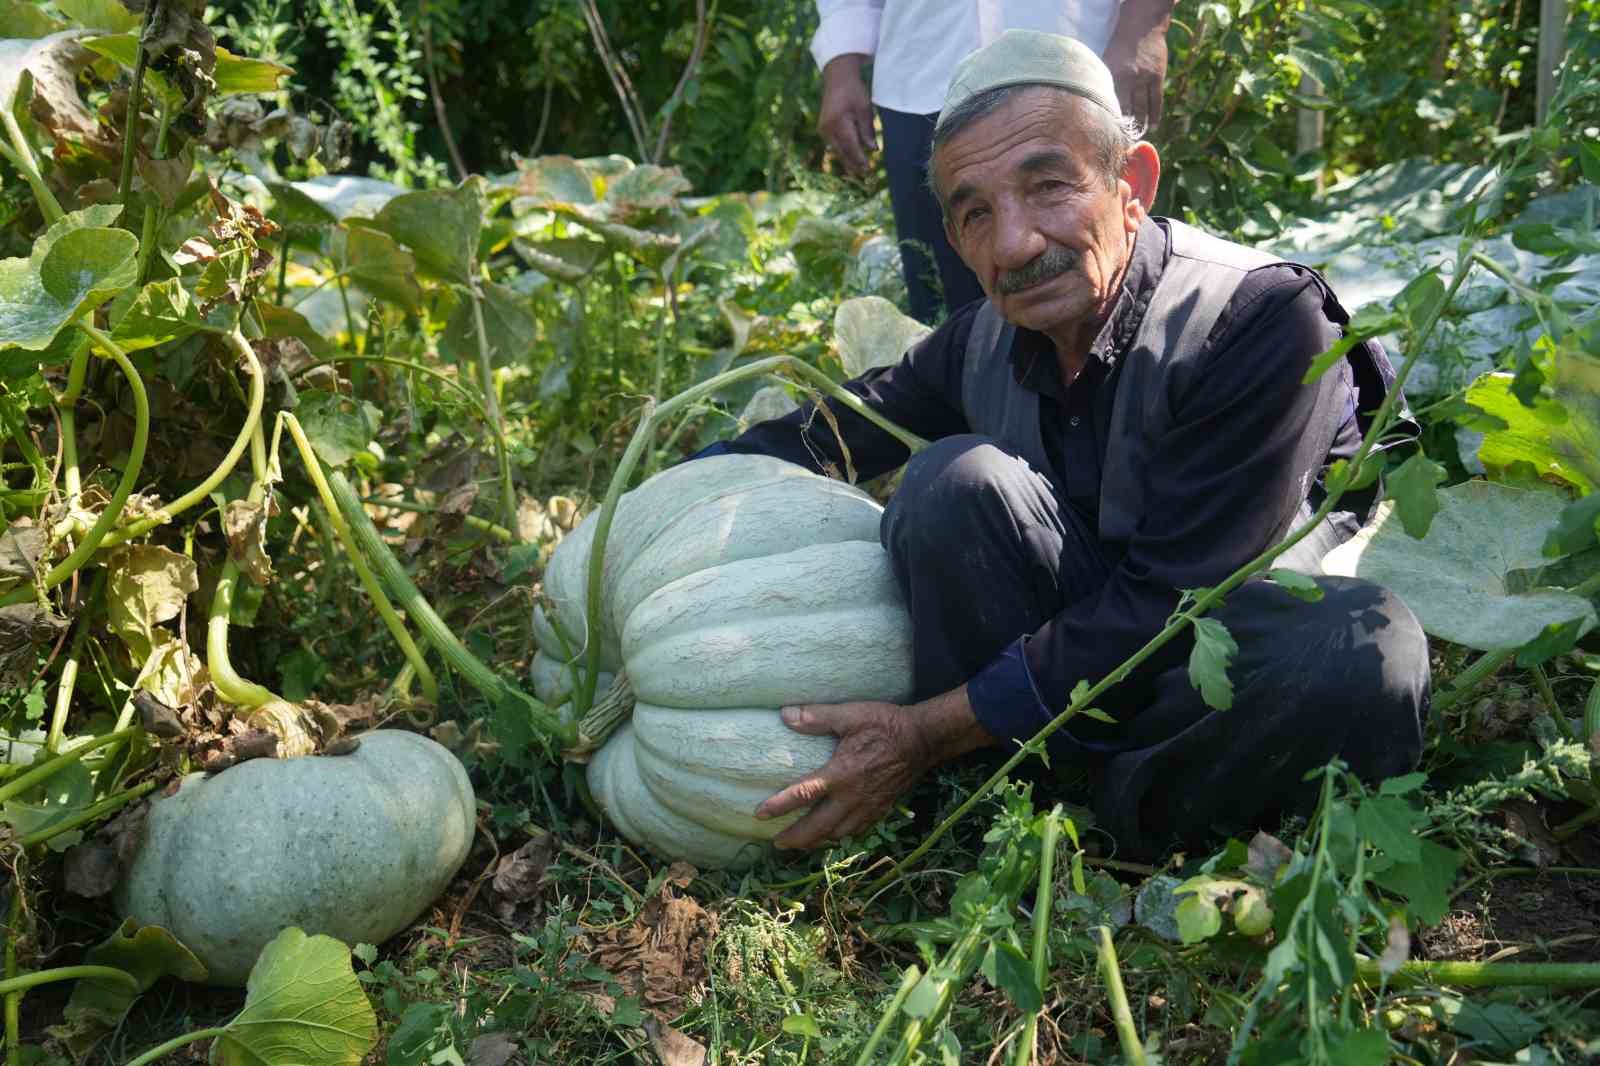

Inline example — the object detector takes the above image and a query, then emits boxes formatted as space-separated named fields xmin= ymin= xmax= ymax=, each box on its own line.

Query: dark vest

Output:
xmin=960 ymin=218 xmax=1400 ymax=547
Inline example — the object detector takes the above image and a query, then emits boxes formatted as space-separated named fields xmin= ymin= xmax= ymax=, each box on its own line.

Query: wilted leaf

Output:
xmin=1323 ymin=481 xmax=1597 ymax=651
xmin=0 ymin=523 xmax=47 ymax=580
xmin=3 ymin=31 xmax=97 ymax=141
xmin=1377 ymin=914 xmax=1410 ymax=977
xmin=833 ymin=296 xmax=930 ymax=377
xmin=469 ymin=1032 xmax=520 ymax=1066
xmin=214 ymin=927 xmax=378 ymax=1066
xmin=516 ymin=155 xmax=595 ymax=204
xmin=223 ymin=498 xmax=274 ymax=585
xmin=135 ymin=147 xmax=196 ymax=210
xmin=492 ymin=831 xmax=555 ymax=904
xmin=62 ymin=841 xmax=120 ymax=898
xmin=296 ymin=390 xmax=378 ymax=468
xmin=368 ymin=177 xmax=488 ymax=285
xmin=644 ymin=1015 xmax=707 ymax=1066
xmin=739 ymin=385 xmax=798 ymax=426
xmin=1245 ymin=831 xmax=1294 ymax=882
xmin=605 ymin=164 xmax=690 ymax=219
xmin=56 ymin=920 xmax=206 ymax=1057
xmin=106 ymin=545 xmax=198 ymax=656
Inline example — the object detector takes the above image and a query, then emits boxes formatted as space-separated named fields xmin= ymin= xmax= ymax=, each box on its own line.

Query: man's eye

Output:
xmin=962 ymin=207 xmax=989 ymax=226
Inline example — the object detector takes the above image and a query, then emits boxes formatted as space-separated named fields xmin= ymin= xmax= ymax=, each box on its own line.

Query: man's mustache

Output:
xmin=997 ymin=246 xmax=1079 ymax=295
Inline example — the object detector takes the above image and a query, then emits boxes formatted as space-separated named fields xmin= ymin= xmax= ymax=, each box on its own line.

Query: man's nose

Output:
xmin=990 ymin=202 xmax=1046 ymax=270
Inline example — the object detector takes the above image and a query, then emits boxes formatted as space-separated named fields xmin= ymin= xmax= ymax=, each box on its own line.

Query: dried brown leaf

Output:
xmin=222 ymin=497 xmax=274 ymax=585
xmin=492 ymin=832 xmax=555 ymax=904
xmin=63 ymin=842 xmax=121 ymax=898
xmin=644 ymin=1016 xmax=707 ymax=1066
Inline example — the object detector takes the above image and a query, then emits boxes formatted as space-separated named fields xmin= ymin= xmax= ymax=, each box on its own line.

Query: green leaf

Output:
xmin=515 ymin=155 xmax=596 ymax=204
xmin=1394 ymin=271 xmax=1446 ymax=335
xmin=780 ymin=1013 xmax=823 ymax=1039
xmin=1265 ymin=569 xmax=1324 ymax=601
xmin=0 ymin=0 xmax=65 ymax=36
xmin=1304 ymin=305 xmax=1401 ymax=385
xmin=296 ymin=390 xmax=379 ymax=469
xmin=341 ymin=227 xmax=421 ymax=314
xmin=1543 ymin=493 xmax=1600 ymax=558
xmin=1514 ymin=614 xmax=1589 ymax=668
xmin=1469 ymin=355 xmax=1600 ymax=495
xmin=1323 ymin=481 xmax=1597 ymax=652
xmin=833 ymin=296 xmax=931 ymax=378
xmin=1372 ymin=838 xmax=1461 ymax=924
xmin=1450 ymin=999 xmax=1547 ymax=1053
xmin=0 ymin=216 xmax=138 ymax=351
xmin=1187 ymin=617 xmax=1238 ymax=711
xmin=979 ymin=941 xmax=1041 ymax=1013
xmin=1355 ymin=795 xmax=1425 ymax=863
xmin=60 ymin=920 xmax=207 ymax=1055
xmin=1384 ymin=453 xmax=1447 ymax=539
xmin=53 ymin=0 xmax=137 ymax=30
xmin=213 ymin=45 xmax=290 ymax=95
xmin=900 ymin=972 xmax=942 ymax=1019
xmin=1174 ymin=892 xmax=1223 ymax=944
xmin=1378 ymin=772 xmax=1427 ymax=796
xmin=215 ymin=927 xmax=378 ymax=1066
xmin=1324 ymin=1026 xmax=1393 ymax=1066
xmin=368 ymin=177 xmax=488 ymax=285
xmin=0 ymin=760 xmax=92 ymax=850
xmin=440 ymin=283 xmax=536 ymax=370
xmin=110 ymin=279 xmax=203 ymax=351
xmin=1310 ymin=894 xmax=1356 ymax=989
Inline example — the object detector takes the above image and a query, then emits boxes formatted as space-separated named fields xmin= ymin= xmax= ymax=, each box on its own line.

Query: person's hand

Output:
xmin=1103 ymin=22 xmax=1169 ymax=131
xmin=818 ymin=53 xmax=877 ymax=177
xmin=754 ymin=701 xmax=930 ymax=849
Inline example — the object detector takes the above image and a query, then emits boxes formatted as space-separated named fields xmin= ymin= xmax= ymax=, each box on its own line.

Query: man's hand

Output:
xmin=755 ymin=701 xmax=929 ymax=849
xmin=1103 ymin=1 xmax=1174 ymax=130
xmin=755 ymin=686 xmax=995 ymax=850
xmin=818 ymin=53 xmax=876 ymax=177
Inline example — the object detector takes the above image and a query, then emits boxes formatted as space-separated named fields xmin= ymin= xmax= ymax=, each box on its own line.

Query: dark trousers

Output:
xmin=881 ymin=436 xmax=1430 ymax=857
xmin=879 ymin=107 xmax=985 ymax=324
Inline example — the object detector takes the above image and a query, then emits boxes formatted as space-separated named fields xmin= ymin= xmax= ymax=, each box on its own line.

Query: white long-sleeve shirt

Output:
xmin=812 ymin=1 xmax=1125 ymax=115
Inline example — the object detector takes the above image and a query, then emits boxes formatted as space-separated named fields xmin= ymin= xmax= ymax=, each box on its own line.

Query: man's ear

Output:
xmin=1121 ymin=142 xmax=1161 ymax=229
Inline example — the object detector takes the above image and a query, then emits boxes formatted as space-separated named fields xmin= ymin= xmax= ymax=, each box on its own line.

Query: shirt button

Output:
xmin=1069 ymin=416 xmax=1081 ymax=427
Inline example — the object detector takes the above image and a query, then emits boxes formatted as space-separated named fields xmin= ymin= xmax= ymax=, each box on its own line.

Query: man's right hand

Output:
xmin=818 ymin=53 xmax=876 ymax=177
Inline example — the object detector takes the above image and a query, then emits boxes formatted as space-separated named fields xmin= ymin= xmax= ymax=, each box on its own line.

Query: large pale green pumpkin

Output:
xmin=539 ymin=455 xmax=915 ymax=869
xmin=117 ymin=730 xmax=475 ymax=985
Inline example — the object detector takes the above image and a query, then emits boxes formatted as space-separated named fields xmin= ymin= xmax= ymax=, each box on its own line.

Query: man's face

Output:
xmin=935 ymin=89 xmax=1141 ymax=341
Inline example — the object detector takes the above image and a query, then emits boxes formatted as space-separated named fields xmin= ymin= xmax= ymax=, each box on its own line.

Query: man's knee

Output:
xmin=882 ymin=434 xmax=1047 ymax=557
xmin=1229 ymin=574 xmax=1430 ymax=777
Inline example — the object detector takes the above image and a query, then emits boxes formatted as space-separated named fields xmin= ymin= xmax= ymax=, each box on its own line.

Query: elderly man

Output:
xmin=708 ymin=31 xmax=1429 ymax=858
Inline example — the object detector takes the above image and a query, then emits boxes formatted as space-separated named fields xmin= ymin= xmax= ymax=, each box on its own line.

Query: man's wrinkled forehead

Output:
xmin=932 ymin=92 xmax=1098 ymax=208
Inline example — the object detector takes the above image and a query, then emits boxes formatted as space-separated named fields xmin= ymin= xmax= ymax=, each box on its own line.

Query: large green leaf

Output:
xmin=214 ymin=928 xmax=378 ymax=1066
xmin=1322 ymin=481 xmax=1597 ymax=651
xmin=0 ymin=208 xmax=137 ymax=351
xmin=833 ymin=296 xmax=930 ymax=378
xmin=296 ymin=390 xmax=378 ymax=468
xmin=440 ymin=282 xmax=536 ymax=369
xmin=213 ymin=45 xmax=290 ymax=95
xmin=367 ymin=177 xmax=488 ymax=285
xmin=1468 ymin=348 xmax=1600 ymax=495
xmin=53 ymin=0 xmax=137 ymax=31
xmin=515 ymin=154 xmax=596 ymax=205
xmin=341 ymin=227 xmax=421 ymax=314
xmin=110 ymin=279 xmax=204 ymax=351
xmin=1 ymin=760 xmax=92 ymax=850
xmin=0 ymin=1 xmax=65 ymax=37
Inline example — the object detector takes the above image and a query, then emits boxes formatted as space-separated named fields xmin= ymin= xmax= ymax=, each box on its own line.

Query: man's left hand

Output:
xmin=754 ymin=701 xmax=931 ymax=850
xmin=1103 ymin=17 xmax=1171 ymax=130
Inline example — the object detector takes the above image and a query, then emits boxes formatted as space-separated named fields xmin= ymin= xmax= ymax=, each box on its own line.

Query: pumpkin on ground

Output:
xmin=537 ymin=454 xmax=915 ymax=868
xmin=118 ymin=729 xmax=475 ymax=985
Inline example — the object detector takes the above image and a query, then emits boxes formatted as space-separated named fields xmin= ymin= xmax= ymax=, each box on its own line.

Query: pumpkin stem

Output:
xmin=567 ymin=672 xmax=635 ymax=762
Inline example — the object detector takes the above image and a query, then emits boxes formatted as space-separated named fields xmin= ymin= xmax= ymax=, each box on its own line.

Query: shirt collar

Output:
xmin=1005 ymin=215 xmax=1170 ymax=394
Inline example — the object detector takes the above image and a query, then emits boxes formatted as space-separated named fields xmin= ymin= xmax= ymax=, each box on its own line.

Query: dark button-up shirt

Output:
xmin=713 ymin=217 xmax=1362 ymax=755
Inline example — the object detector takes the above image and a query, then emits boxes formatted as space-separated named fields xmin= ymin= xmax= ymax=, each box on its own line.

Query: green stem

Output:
xmin=1355 ymin=957 xmax=1600 ymax=988
xmin=19 ymin=779 xmax=157 ymax=848
xmin=1014 ymin=808 xmax=1064 ymax=1066
xmin=574 ymin=355 xmax=931 ymax=718
xmin=58 ymin=342 xmax=91 ymax=505
xmin=885 ymin=925 xmax=989 ymax=1066
xmin=281 ymin=414 xmax=440 ymax=702
xmin=0 ymin=329 xmax=148 ymax=608
xmin=852 ymin=965 xmax=922 ymax=1066
xmin=0 ymin=965 xmax=138 ymax=997
xmin=45 ymin=584 xmax=96 ymax=755
xmin=359 ymin=497 xmax=514 ymax=543
xmin=1 ymin=109 xmax=63 ymax=225
xmin=115 ymin=4 xmax=152 ymax=206
xmin=1450 ymin=864 xmax=1600 ymax=903
xmin=868 ymin=244 xmax=1479 ymax=895
xmin=133 ymin=96 xmax=172 ymax=286
xmin=0 ymin=729 xmax=134 ymax=807
xmin=1530 ymin=662 xmax=1573 ymax=741
xmin=468 ymin=282 xmax=520 ymax=536
xmin=206 ymin=424 xmax=279 ymax=710
xmin=1432 ymin=649 xmax=1516 ymax=715
xmin=5 ymin=887 xmax=19 ymax=1066
xmin=326 ymin=470 xmax=572 ymax=745
xmin=102 ymin=328 xmax=265 ymax=546
xmin=1097 ymin=927 xmax=1145 ymax=1066
xmin=122 ymin=1025 xmax=232 ymax=1066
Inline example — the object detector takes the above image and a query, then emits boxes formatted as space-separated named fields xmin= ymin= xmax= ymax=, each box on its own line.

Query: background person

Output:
xmin=814 ymin=0 xmax=1177 ymax=323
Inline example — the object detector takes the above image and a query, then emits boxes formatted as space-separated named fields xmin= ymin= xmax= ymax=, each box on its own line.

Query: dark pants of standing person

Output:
xmin=880 ymin=435 xmax=1431 ymax=858
xmin=879 ymin=107 xmax=986 ymax=324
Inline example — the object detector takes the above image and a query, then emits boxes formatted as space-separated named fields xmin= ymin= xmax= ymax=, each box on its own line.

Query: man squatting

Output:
xmin=698 ymin=31 xmax=1431 ymax=859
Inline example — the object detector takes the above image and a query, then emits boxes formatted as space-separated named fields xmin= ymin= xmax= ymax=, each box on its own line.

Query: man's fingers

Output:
xmin=755 ymin=772 xmax=828 ymax=821
xmin=779 ymin=703 xmax=851 ymax=736
xmin=774 ymin=796 xmax=850 ymax=850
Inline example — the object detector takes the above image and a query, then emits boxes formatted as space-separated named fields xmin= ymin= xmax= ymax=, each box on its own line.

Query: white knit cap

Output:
xmin=938 ymin=29 xmax=1120 ymax=127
